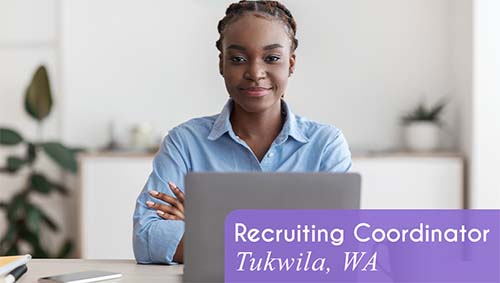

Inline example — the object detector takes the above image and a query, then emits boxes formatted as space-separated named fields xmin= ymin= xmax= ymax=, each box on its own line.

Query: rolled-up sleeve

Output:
xmin=133 ymin=128 xmax=189 ymax=264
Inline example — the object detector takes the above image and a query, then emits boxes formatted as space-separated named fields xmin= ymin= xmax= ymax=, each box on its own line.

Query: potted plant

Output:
xmin=401 ymin=99 xmax=446 ymax=152
xmin=0 ymin=65 xmax=81 ymax=257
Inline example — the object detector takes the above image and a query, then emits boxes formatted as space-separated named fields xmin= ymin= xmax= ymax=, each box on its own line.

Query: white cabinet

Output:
xmin=77 ymin=153 xmax=153 ymax=260
xmin=352 ymin=155 xmax=463 ymax=209
xmin=77 ymin=153 xmax=464 ymax=259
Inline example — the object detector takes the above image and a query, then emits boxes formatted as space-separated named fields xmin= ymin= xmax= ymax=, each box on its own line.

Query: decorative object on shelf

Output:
xmin=104 ymin=120 xmax=119 ymax=151
xmin=401 ymin=99 xmax=446 ymax=152
xmin=0 ymin=65 xmax=81 ymax=257
xmin=130 ymin=123 xmax=155 ymax=152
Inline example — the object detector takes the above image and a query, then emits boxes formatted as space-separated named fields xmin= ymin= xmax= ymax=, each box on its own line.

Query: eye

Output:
xmin=265 ymin=55 xmax=281 ymax=62
xmin=230 ymin=56 xmax=246 ymax=63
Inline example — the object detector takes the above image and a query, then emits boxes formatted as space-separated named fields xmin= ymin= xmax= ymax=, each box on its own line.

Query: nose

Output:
xmin=244 ymin=60 xmax=266 ymax=81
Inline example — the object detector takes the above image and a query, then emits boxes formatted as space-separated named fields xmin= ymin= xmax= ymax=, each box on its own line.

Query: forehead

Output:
xmin=222 ymin=14 xmax=292 ymax=50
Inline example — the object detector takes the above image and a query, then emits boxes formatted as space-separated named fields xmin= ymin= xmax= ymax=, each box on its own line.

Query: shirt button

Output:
xmin=268 ymin=152 xmax=275 ymax=158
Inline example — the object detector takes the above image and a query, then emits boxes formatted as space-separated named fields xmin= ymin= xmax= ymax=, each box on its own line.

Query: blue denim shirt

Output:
xmin=133 ymin=99 xmax=352 ymax=264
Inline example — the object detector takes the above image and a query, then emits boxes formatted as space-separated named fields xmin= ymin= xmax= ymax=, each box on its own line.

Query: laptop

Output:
xmin=183 ymin=172 xmax=361 ymax=283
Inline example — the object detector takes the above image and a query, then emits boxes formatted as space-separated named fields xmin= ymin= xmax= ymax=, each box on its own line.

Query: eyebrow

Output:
xmin=227 ymin=43 xmax=284 ymax=51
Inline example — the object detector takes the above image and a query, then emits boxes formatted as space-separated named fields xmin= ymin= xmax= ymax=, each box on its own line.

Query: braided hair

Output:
xmin=216 ymin=0 xmax=298 ymax=52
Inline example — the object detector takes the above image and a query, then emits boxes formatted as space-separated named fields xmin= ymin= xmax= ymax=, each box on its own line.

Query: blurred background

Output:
xmin=0 ymin=0 xmax=498 ymax=259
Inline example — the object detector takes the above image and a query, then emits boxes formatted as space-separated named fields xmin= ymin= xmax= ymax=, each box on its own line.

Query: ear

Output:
xmin=289 ymin=53 xmax=296 ymax=76
xmin=219 ymin=53 xmax=224 ymax=76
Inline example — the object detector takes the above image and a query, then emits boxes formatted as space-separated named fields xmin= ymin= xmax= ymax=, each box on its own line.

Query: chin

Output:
xmin=232 ymin=95 xmax=281 ymax=113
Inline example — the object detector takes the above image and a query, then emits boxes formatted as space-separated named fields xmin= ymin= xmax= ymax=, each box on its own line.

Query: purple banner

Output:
xmin=224 ymin=210 xmax=500 ymax=282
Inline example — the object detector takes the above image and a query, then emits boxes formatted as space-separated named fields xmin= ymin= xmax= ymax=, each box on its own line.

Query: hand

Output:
xmin=146 ymin=181 xmax=185 ymax=220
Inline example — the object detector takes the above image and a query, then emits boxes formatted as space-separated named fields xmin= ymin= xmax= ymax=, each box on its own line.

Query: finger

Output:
xmin=156 ymin=210 xmax=183 ymax=221
xmin=168 ymin=182 xmax=185 ymax=204
xmin=149 ymin=190 xmax=184 ymax=213
xmin=146 ymin=201 xmax=184 ymax=220
xmin=146 ymin=200 xmax=183 ymax=218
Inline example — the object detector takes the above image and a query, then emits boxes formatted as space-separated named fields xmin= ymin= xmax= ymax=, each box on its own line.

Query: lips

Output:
xmin=239 ymin=86 xmax=272 ymax=97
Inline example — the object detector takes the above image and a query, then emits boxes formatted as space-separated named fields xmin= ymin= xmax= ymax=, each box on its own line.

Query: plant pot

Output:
xmin=404 ymin=121 xmax=440 ymax=152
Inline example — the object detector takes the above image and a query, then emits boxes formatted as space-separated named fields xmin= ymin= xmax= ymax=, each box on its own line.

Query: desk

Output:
xmin=19 ymin=259 xmax=183 ymax=283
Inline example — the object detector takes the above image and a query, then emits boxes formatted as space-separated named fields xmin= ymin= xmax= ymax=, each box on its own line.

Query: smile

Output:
xmin=240 ymin=87 xmax=272 ymax=97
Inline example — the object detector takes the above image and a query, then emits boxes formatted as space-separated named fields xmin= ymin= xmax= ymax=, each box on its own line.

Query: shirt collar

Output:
xmin=207 ymin=99 xmax=234 ymax=141
xmin=207 ymin=98 xmax=309 ymax=144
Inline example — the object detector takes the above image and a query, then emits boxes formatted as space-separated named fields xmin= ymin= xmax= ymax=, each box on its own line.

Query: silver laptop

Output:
xmin=183 ymin=172 xmax=361 ymax=283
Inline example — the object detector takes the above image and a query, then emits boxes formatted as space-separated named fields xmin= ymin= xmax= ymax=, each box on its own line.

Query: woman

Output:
xmin=133 ymin=0 xmax=352 ymax=264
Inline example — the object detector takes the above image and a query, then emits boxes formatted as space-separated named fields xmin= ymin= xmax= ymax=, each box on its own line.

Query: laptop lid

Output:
xmin=183 ymin=172 xmax=361 ymax=283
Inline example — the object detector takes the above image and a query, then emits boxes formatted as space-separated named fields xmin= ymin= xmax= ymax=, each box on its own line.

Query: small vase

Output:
xmin=404 ymin=121 xmax=440 ymax=152
xmin=130 ymin=123 xmax=154 ymax=151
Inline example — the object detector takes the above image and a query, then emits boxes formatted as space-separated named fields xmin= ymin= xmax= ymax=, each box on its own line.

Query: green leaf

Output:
xmin=51 ymin=182 xmax=69 ymax=196
xmin=25 ymin=202 xmax=59 ymax=232
xmin=27 ymin=142 xmax=37 ymax=163
xmin=41 ymin=211 xmax=59 ymax=232
xmin=6 ymin=156 xmax=26 ymax=172
xmin=33 ymin=244 xmax=49 ymax=258
xmin=41 ymin=142 xmax=77 ymax=173
xmin=57 ymin=240 xmax=73 ymax=258
xmin=70 ymin=147 xmax=86 ymax=154
xmin=402 ymin=98 xmax=447 ymax=124
xmin=24 ymin=230 xmax=49 ymax=258
xmin=24 ymin=65 xmax=53 ymax=121
xmin=0 ymin=128 xmax=23 ymax=145
xmin=0 ymin=222 xmax=18 ymax=255
xmin=6 ymin=194 xmax=26 ymax=221
xmin=19 ymin=226 xmax=49 ymax=258
xmin=3 ymin=222 xmax=17 ymax=243
xmin=30 ymin=173 xmax=69 ymax=196
xmin=30 ymin=173 xmax=52 ymax=194
xmin=429 ymin=102 xmax=446 ymax=119
xmin=0 ymin=237 xmax=8 ymax=254
xmin=26 ymin=204 xmax=42 ymax=233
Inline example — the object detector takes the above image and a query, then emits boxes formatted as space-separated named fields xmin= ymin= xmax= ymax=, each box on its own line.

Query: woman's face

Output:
xmin=219 ymin=14 xmax=295 ymax=114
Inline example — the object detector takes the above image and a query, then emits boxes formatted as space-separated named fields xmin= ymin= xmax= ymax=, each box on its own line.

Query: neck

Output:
xmin=230 ymin=100 xmax=284 ymax=140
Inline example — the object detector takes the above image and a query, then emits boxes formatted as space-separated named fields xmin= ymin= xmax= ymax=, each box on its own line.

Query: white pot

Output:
xmin=404 ymin=121 xmax=440 ymax=152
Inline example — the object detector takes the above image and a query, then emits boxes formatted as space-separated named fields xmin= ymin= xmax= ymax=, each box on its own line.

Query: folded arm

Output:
xmin=132 ymin=128 xmax=189 ymax=264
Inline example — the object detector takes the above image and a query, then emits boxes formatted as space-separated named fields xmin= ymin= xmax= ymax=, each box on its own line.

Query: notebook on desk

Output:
xmin=0 ymin=255 xmax=31 ymax=276
xmin=182 ymin=172 xmax=361 ymax=283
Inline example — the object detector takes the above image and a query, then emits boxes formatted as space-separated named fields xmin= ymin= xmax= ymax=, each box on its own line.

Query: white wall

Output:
xmin=471 ymin=0 xmax=500 ymax=208
xmin=60 ymin=0 xmax=228 ymax=149
xmin=61 ymin=0 xmax=459 ymax=153
xmin=450 ymin=0 xmax=473 ymax=207
xmin=451 ymin=0 xmax=473 ymax=157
